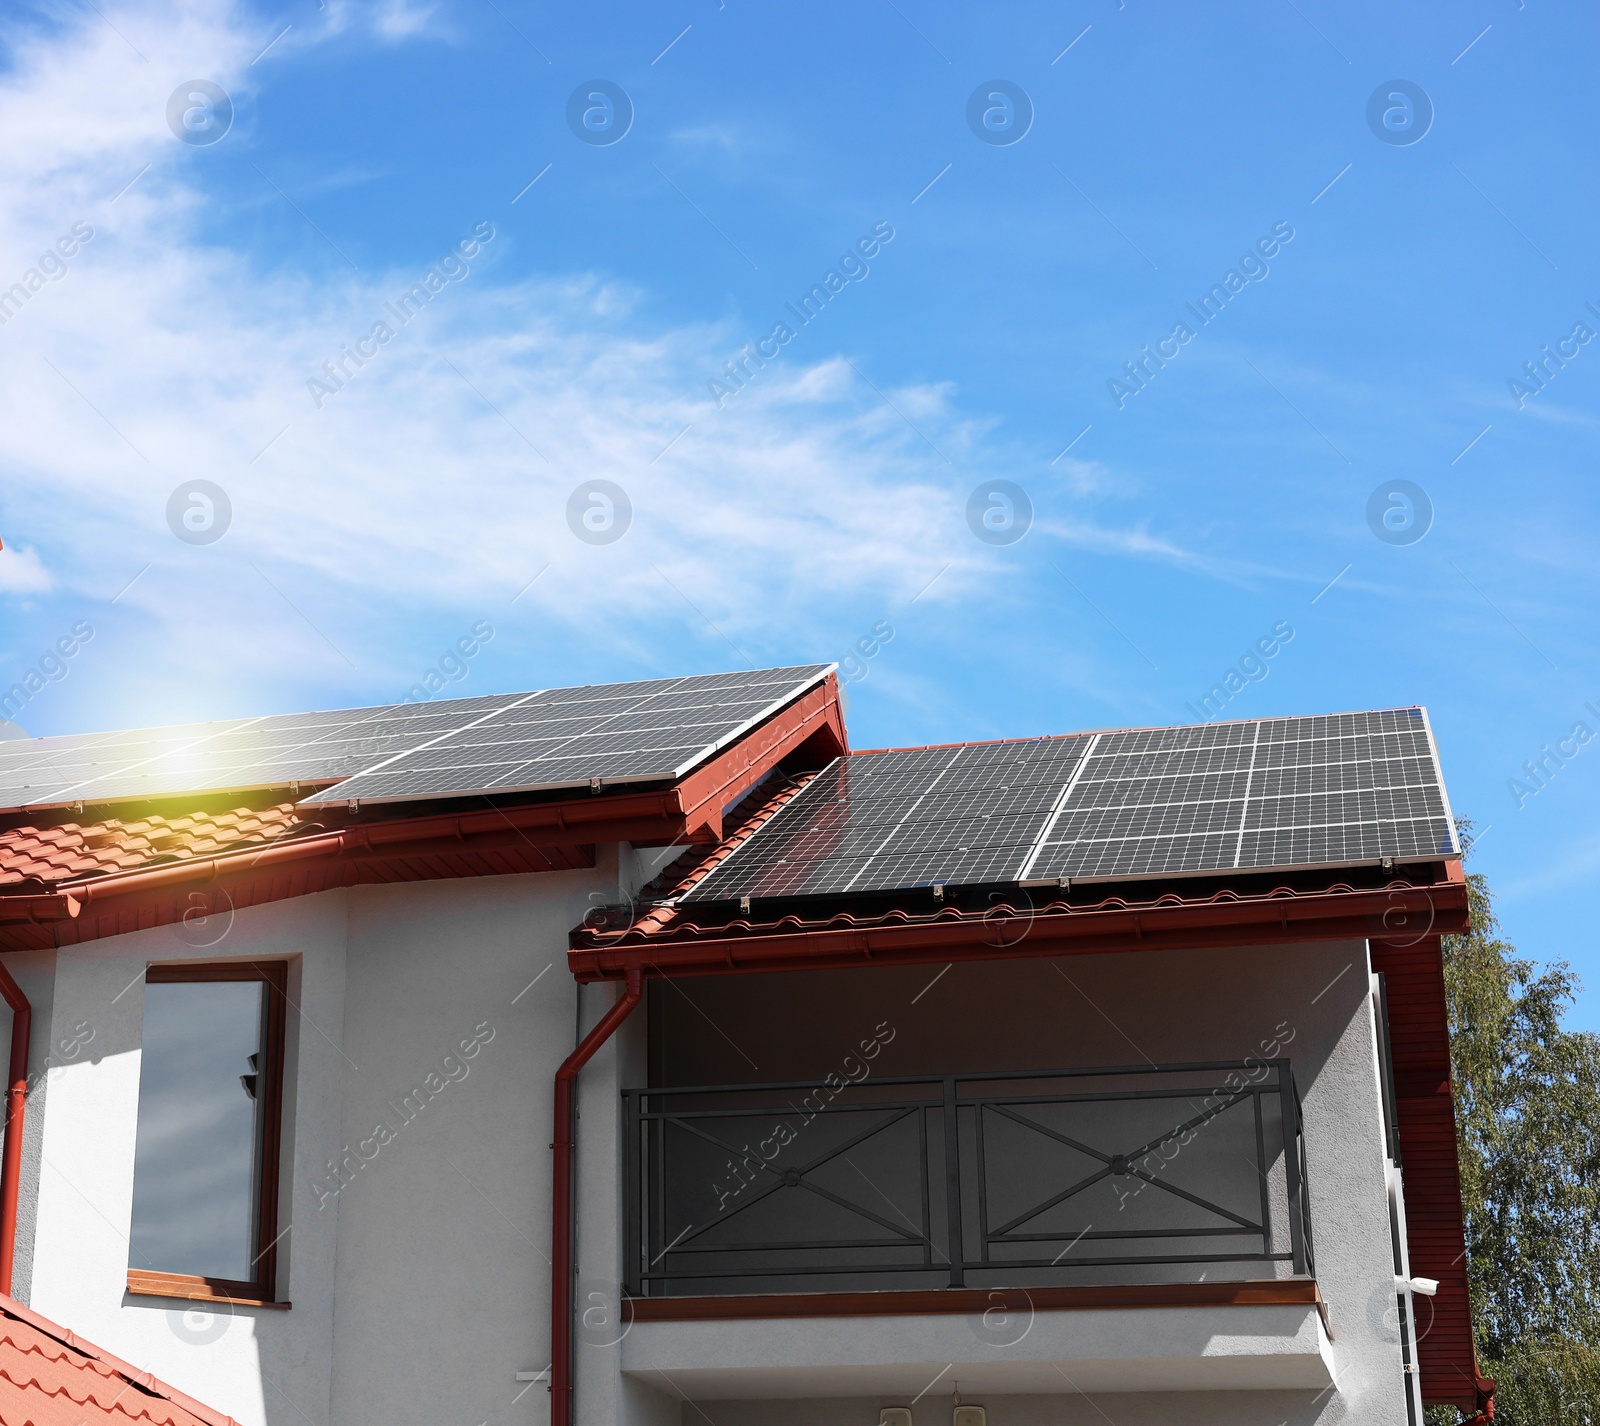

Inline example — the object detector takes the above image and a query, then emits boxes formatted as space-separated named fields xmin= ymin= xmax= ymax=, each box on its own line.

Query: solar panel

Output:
xmin=0 ymin=694 xmax=535 ymax=811
xmin=683 ymin=708 xmax=1459 ymax=902
xmin=0 ymin=665 xmax=831 ymax=813
xmin=303 ymin=665 xmax=830 ymax=805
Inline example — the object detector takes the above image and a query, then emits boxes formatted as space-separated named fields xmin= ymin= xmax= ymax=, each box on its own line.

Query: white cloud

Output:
xmin=1515 ymin=399 xmax=1598 ymax=427
xmin=0 ymin=544 xmax=52 ymax=594
xmin=0 ymin=0 xmax=1205 ymax=720
xmin=1053 ymin=456 xmax=1107 ymax=496
xmin=310 ymin=0 xmax=453 ymax=47
xmin=1042 ymin=515 xmax=1193 ymax=564
xmin=371 ymin=0 xmax=442 ymax=41
xmin=1499 ymin=831 xmax=1600 ymax=902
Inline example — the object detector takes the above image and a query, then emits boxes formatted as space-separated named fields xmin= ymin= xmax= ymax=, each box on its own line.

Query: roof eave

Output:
xmin=0 ymin=677 xmax=846 ymax=953
xmin=567 ymin=862 xmax=1471 ymax=981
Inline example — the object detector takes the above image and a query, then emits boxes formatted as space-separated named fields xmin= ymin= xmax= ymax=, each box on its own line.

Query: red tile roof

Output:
xmin=0 ymin=1292 xmax=237 ymax=1426
xmin=0 ymin=804 xmax=305 ymax=888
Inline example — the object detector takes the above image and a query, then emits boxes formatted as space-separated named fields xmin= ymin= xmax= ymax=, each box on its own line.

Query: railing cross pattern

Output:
xmin=656 ymin=1105 xmax=930 ymax=1255
xmin=983 ymin=1093 xmax=1265 ymax=1239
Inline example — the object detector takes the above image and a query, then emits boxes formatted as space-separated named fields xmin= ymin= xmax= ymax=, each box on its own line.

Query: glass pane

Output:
xmin=129 ymin=979 xmax=265 ymax=1281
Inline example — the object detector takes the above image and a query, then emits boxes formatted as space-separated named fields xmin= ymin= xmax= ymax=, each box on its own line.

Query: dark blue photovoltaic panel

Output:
xmin=687 ymin=736 xmax=1091 ymax=899
xmin=684 ymin=708 xmax=1459 ymax=901
xmin=0 ymin=695 xmax=528 ymax=811
xmin=0 ymin=665 xmax=832 ymax=812
xmin=302 ymin=665 xmax=831 ymax=804
xmin=1028 ymin=709 xmax=1454 ymax=880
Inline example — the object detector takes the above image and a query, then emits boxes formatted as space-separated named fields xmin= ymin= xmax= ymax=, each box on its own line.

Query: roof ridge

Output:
xmin=850 ymin=704 xmax=1428 ymax=755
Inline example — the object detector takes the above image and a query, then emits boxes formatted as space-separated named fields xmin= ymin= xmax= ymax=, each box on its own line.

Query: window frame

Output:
xmin=125 ymin=959 xmax=291 ymax=1308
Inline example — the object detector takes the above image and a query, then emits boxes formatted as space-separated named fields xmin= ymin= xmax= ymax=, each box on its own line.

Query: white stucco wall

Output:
xmin=18 ymin=847 xmax=635 ymax=1426
xmin=27 ymin=889 xmax=351 ymax=1426
xmin=325 ymin=863 xmax=598 ymax=1425
xmin=10 ymin=871 xmax=1424 ymax=1426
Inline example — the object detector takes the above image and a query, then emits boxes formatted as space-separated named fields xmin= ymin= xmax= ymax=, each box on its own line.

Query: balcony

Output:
xmin=625 ymin=1058 xmax=1314 ymax=1297
xmin=604 ymin=1062 xmax=1331 ymax=1408
xmin=618 ymin=1060 xmax=1331 ymax=1398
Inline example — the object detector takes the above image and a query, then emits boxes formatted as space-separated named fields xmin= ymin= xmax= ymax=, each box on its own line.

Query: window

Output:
xmin=127 ymin=961 xmax=287 ymax=1304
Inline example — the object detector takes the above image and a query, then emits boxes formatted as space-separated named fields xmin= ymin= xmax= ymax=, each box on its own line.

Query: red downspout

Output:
xmin=1461 ymin=1375 xmax=1496 ymax=1423
xmin=0 ymin=960 xmax=30 ymax=1295
xmin=550 ymin=965 xmax=642 ymax=1426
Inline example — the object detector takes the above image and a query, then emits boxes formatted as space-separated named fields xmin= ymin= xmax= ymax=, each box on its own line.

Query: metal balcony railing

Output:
xmin=623 ymin=1060 xmax=1314 ymax=1298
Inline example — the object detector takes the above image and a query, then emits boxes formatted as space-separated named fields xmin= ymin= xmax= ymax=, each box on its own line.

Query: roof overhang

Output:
xmin=567 ymin=860 xmax=1470 ymax=981
xmin=0 ymin=676 xmax=846 ymax=954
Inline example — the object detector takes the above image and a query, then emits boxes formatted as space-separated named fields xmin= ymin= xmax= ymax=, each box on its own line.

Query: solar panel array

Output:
xmin=684 ymin=708 xmax=1458 ymax=902
xmin=302 ymin=666 xmax=831 ymax=805
xmin=0 ymin=698 xmax=520 ymax=811
xmin=0 ymin=666 xmax=830 ymax=812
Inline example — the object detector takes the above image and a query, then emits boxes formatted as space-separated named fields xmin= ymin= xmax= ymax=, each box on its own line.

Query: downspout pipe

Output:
xmin=0 ymin=960 xmax=30 ymax=1296
xmin=550 ymin=965 xmax=642 ymax=1426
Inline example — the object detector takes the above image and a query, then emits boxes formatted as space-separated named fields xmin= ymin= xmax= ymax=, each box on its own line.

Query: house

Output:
xmin=0 ymin=665 xmax=1493 ymax=1425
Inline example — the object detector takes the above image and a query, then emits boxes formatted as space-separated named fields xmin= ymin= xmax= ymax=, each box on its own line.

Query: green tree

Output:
xmin=1433 ymin=860 xmax=1600 ymax=1423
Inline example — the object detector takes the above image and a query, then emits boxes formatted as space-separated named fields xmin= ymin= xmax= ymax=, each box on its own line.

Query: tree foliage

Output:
xmin=1437 ymin=862 xmax=1600 ymax=1423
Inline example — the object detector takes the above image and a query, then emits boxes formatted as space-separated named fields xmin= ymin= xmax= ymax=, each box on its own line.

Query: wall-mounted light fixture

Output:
xmin=951 ymin=1381 xmax=985 ymax=1426
xmin=1398 ymin=1274 xmax=1439 ymax=1296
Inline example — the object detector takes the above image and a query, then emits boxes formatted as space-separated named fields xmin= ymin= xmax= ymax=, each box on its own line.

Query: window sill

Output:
xmin=126 ymin=1270 xmax=290 ymax=1310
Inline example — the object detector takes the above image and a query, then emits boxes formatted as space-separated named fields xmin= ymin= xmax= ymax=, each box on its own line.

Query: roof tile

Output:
xmin=0 ymin=1294 xmax=237 ymax=1426
xmin=0 ymin=804 xmax=304 ymax=888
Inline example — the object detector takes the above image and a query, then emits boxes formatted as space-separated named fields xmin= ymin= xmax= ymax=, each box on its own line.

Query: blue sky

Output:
xmin=2 ymin=0 xmax=1598 ymax=1024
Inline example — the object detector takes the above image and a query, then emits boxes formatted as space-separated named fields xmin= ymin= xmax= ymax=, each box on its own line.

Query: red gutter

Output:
xmin=0 ymin=807 xmax=694 ymax=940
xmin=0 ymin=896 xmax=79 ymax=926
xmin=550 ymin=965 xmax=642 ymax=1426
xmin=570 ymin=873 xmax=1470 ymax=982
xmin=0 ymin=960 xmax=29 ymax=1294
